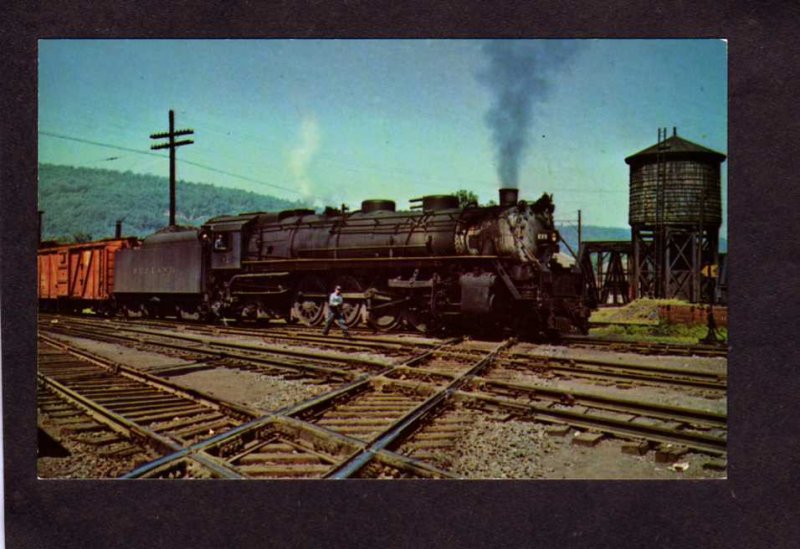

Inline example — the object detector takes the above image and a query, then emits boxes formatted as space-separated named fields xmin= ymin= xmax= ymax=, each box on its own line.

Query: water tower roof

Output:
xmin=625 ymin=135 xmax=727 ymax=164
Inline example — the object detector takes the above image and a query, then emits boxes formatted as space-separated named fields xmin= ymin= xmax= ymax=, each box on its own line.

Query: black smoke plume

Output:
xmin=479 ymin=40 xmax=580 ymax=188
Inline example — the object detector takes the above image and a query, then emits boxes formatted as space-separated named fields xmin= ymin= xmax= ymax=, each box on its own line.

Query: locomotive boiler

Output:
xmin=104 ymin=188 xmax=590 ymax=337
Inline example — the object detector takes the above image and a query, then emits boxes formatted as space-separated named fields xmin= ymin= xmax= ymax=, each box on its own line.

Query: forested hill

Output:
xmin=38 ymin=163 xmax=727 ymax=252
xmin=38 ymin=164 xmax=305 ymax=241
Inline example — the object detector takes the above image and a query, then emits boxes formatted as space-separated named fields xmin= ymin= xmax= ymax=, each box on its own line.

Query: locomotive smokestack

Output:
xmin=499 ymin=188 xmax=519 ymax=207
xmin=115 ymin=219 xmax=123 ymax=239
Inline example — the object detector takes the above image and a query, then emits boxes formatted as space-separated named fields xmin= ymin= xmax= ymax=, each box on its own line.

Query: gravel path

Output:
xmin=165 ymin=368 xmax=334 ymax=413
xmin=449 ymin=417 xmax=556 ymax=479
xmin=439 ymin=413 xmax=726 ymax=479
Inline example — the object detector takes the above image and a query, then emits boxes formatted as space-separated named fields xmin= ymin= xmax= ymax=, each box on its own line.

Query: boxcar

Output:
xmin=38 ymin=238 xmax=139 ymax=314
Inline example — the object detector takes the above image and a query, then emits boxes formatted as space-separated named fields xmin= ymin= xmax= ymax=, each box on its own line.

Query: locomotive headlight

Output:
xmin=551 ymin=231 xmax=558 ymax=242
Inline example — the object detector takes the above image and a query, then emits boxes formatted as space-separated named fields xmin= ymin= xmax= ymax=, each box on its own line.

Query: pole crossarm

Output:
xmin=151 ymin=139 xmax=194 ymax=150
xmin=150 ymin=128 xmax=194 ymax=139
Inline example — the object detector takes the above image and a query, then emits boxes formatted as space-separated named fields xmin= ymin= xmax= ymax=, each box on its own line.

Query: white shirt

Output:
xmin=329 ymin=293 xmax=344 ymax=307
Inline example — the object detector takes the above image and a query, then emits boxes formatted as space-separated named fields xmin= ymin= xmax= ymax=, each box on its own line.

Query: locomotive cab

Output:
xmin=204 ymin=214 xmax=260 ymax=270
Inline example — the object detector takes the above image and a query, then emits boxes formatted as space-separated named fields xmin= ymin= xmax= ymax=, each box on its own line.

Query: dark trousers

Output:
xmin=322 ymin=307 xmax=349 ymax=335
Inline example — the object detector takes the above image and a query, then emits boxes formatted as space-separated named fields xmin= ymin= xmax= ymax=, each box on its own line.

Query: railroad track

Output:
xmin=41 ymin=313 xmax=729 ymax=359
xmin=39 ymin=316 xmax=417 ymax=383
xmin=39 ymin=317 xmax=727 ymax=478
xmin=40 ymin=313 xmax=433 ymax=354
xmin=38 ymin=333 xmax=463 ymax=479
xmin=382 ymin=351 xmax=727 ymax=460
xmin=48 ymin=316 xmax=726 ymax=397
xmin=378 ymin=342 xmax=727 ymax=391
xmin=39 ymin=314 xmax=432 ymax=361
xmin=124 ymin=339 xmax=726 ymax=478
xmin=561 ymin=335 xmax=728 ymax=358
xmin=493 ymin=351 xmax=727 ymax=391
xmin=125 ymin=338 xmax=511 ymax=479
xmin=38 ymin=382 xmax=158 ymax=477
xmin=37 ymin=335 xmax=260 ymax=477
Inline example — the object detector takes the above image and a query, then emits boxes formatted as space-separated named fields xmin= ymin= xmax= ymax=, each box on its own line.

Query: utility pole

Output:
xmin=150 ymin=110 xmax=194 ymax=226
xmin=655 ymin=127 xmax=667 ymax=297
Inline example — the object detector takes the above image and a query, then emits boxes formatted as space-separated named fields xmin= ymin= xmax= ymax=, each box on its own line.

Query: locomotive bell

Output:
xmin=499 ymin=188 xmax=519 ymax=207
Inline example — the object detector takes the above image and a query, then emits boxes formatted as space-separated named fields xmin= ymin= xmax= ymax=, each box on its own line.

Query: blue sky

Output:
xmin=38 ymin=39 xmax=727 ymax=234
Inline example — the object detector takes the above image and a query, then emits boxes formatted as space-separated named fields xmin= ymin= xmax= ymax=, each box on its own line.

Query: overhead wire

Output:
xmin=38 ymin=130 xmax=303 ymax=195
xmin=40 ymin=127 xmax=627 ymax=203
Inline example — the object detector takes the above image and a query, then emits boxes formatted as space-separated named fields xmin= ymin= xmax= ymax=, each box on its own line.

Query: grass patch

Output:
xmin=590 ymin=322 xmax=728 ymax=345
xmin=589 ymin=298 xmax=686 ymax=325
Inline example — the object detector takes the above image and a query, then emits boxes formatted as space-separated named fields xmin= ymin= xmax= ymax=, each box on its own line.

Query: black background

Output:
xmin=2 ymin=2 xmax=799 ymax=547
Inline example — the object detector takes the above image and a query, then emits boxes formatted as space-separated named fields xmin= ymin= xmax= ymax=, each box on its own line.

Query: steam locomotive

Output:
xmin=108 ymin=187 xmax=590 ymax=337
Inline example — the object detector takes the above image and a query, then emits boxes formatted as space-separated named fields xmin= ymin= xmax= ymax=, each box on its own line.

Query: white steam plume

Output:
xmin=289 ymin=114 xmax=321 ymax=201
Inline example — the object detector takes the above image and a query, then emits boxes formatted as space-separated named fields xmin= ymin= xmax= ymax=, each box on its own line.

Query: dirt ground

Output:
xmin=447 ymin=415 xmax=726 ymax=480
xmin=43 ymin=332 xmax=197 ymax=371
xmin=165 ymin=368 xmax=333 ymax=413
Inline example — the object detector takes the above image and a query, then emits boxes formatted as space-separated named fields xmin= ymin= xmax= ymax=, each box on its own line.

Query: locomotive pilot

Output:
xmin=322 ymin=285 xmax=351 ymax=337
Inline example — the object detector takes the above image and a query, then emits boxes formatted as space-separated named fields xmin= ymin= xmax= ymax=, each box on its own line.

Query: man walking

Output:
xmin=322 ymin=285 xmax=351 ymax=337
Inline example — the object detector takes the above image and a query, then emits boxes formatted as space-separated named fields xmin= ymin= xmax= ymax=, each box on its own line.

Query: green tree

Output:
xmin=72 ymin=231 xmax=93 ymax=243
xmin=38 ymin=163 xmax=306 ymax=240
xmin=455 ymin=189 xmax=479 ymax=208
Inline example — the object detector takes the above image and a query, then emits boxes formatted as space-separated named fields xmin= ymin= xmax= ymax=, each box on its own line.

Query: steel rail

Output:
xmin=380 ymin=369 xmax=726 ymax=430
xmin=42 ymin=315 xmax=728 ymax=476
xmin=496 ymin=355 xmax=727 ymax=391
xmin=325 ymin=339 xmax=514 ymax=479
xmin=468 ymin=377 xmax=726 ymax=428
xmin=43 ymin=314 xmax=433 ymax=352
xmin=44 ymin=319 xmax=393 ymax=368
xmin=38 ymin=373 xmax=182 ymax=455
xmin=506 ymin=350 xmax=725 ymax=378
xmin=449 ymin=390 xmax=726 ymax=455
xmin=43 ymin=312 xmax=432 ymax=344
xmin=561 ymin=335 xmax=728 ymax=358
xmin=39 ymin=334 xmax=260 ymax=419
xmin=40 ymin=324 xmax=374 ymax=381
xmin=37 ymin=339 xmax=261 ymax=478
xmin=42 ymin=321 xmax=463 ymax=479
xmin=387 ymin=347 xmax=726 ymax=392
xmin=124 ymin=338 xmax=463 ymax=479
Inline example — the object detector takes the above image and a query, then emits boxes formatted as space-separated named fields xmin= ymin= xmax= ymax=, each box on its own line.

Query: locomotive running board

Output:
xmin=242 ymin=255 xmax=500 ymax=272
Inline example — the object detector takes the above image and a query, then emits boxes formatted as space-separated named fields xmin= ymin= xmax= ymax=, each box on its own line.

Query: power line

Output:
xmin=38 ymin=128 xmax=487 ymax=195
xmin=40 ymin=130 xmax=164 ymax=158
xmin=38 ymin=130 xmax=303 ymax=195
xmin=39 ymin=130 xmax=628 ymax=199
